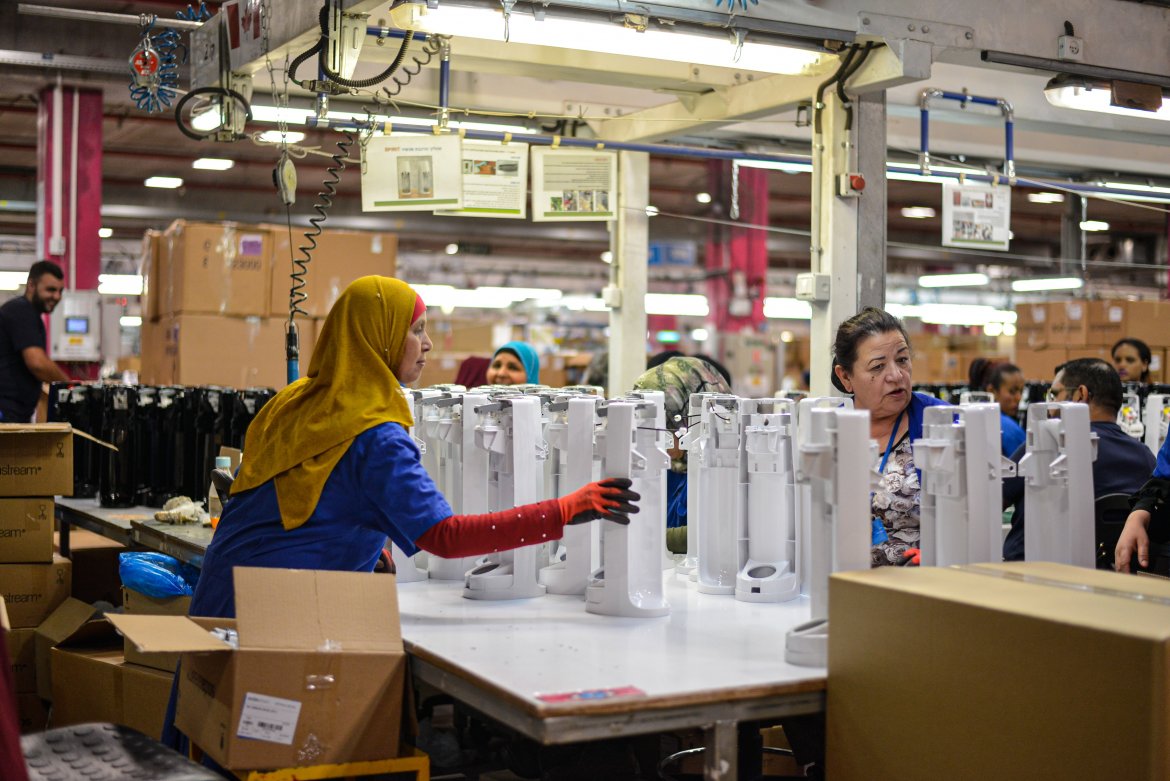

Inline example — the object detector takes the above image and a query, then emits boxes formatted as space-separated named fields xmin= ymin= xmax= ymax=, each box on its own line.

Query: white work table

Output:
xmin=396 ymin=572 xmax=826 ymax=779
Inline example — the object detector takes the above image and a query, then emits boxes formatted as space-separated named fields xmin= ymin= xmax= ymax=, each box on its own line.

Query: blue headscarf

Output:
xmin=494 ymin=341 xmax=540 ymax=383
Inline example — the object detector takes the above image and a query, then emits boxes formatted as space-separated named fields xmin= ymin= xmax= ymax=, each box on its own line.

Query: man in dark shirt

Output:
xmin=0 ymin=260 xmax=69 ymax=422
xmin=1003 ymin=357 xmax=1156 ymax=561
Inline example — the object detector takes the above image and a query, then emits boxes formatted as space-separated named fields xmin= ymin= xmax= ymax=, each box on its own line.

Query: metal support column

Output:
xmin=607 ymin=151 xmax=649 ymax=398
xmin=855 ymin=91 xmax=887 ymax=311
xmin=809 ymin=92 xmax=859 ymax=398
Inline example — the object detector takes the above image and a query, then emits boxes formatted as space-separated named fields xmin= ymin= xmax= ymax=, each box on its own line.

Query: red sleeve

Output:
xmin=416 ymin=499 xmax=565 ymax=558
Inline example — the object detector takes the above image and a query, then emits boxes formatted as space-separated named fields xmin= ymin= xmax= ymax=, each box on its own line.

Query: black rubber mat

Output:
xmin=21 ymin=723 xmax=222 ymax=781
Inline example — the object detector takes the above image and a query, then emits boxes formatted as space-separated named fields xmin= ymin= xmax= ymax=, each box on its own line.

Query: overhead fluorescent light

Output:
xmin=645 ymin=205 xmax=660 ymax=217
xmin=252 ymin=105 xmax=314 ymax=125
xmin=97 ymin=227 xmax=113 ymax=238
xmin=445 ymin=243 xmax=459 ymax=255
xmin=918 ymin=272 xmax=989 ymax=288
xmin=984 ymin=321 xmax=1004 ymax=336
xmin=1044 ymin=75 xmax=1170 ymax=120
xmin=257 ymin=130 xmax=305 ymax=144
xmin=763 ymin=297 xmax=813 ymax=320
xmin=1027 ymin=192 xmax=1065 ymax=204
xmin=695 ymin=192 xmax=712 ymax=204
xmin=901 ymin=206 xmax=936 ymax=219
xmin=144 ymin=176 xmax=183 ymax=189
xmin=189 ymin=103 xmax=226 ymax=132
xmin=98 ymin=274 xmax=144 ymax=295
xmin=656 ymin=330 xmax=681 ymax=344
xmin=410 ymin=283 xmax=563 ymax=309
xmin=1003 ymin=323 xmax=1017 ymax=336
xmin=645 ymin=293 xmax=709 ymax=317
xmin=193 ymin=157 xmax=235 ymax=171
xmin=889 ymin=302 xmax=1016 ymax=326
xmin=738 ymin=158 xmax=812 ymax=174
xmin=1080 ymin=220 xmax=1110 ymax=231
xmin=690 ymin=328 xmax=709 ymax=341
xmin=1010 ymin=277 xmax=1084 ymax=292
xmin=0 ymin=271 xmax=27 ymax=290
xmin=119 ymin=316 xmax=142 ymax=328
xmin=599 ymin=251 xmax=613 ymax=264
xmin=389 ymin=2 xmax=824 ymax=75
xmin=475 ymin=286 xmax=562 ymax=301
xmin=322 ymin=109 xmax=531 ymax=135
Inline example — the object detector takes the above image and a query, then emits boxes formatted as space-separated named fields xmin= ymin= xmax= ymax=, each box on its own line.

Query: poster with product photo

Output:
xmin=361 ymin=134 xmax=463 ymax=212
xmin=435 ymin=140 xmax=529 ymax=219
xmin=530 ymin=147 xmax=617 ymax=222
xmin=942 ymin=181 xmax=1011 ymax=251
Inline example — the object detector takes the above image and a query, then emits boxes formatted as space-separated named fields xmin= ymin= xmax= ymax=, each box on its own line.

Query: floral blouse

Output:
xmin=871 ymin=434 xmax=920 ymax=567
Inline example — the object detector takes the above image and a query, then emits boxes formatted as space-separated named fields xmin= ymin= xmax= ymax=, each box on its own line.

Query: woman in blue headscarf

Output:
xmin=487 ymin=341 xmax=540 ymax=384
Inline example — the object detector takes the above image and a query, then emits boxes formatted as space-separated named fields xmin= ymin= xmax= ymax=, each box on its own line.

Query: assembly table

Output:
xmin=55 ymin=497 xmax=826 ymax=778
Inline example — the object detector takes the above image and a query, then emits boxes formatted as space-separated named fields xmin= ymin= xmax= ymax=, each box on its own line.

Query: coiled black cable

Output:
xmin=173 ymin=86 xmax=253 ymax=141
xmin=321 ymin=30 xmax=414 ymax=88
xmin=290 ymin=130 xmax=353 ymax=318
xmin=383 ymin=34 xmax=443 ymax=98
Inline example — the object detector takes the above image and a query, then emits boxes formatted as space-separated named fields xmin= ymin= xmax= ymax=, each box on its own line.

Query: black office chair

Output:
xmin=1095 ymin=492 xmax=1135 ymax=571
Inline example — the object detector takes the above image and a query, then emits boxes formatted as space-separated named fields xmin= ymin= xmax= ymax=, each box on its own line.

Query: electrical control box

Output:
xmin=50 ymin=289 xmax=102 ymax=362
xmin=795 ymin=273 xmax=831 ymax=302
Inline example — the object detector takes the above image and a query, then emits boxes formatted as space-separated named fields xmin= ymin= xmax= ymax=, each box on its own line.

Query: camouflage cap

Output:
xmin=633 ymin=356 xmax=732 ymax=432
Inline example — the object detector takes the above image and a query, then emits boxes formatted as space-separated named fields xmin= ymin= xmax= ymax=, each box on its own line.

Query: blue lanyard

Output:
xmin=877 ymin=410 xmax=906 ymax=476
xmin=870 ymin=410 xmax=905 ymax=547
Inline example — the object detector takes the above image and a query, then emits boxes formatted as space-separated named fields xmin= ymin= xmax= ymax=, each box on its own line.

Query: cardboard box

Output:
xmin=149 ymin=315 xmax=316 ymax=389
xmin=1048 ymin=299 xmax=1090 ymax=346
xmin=0 ymin=497 xmax=53 ymax=563
xmin=1014 ymin=302 xmax=1049 ymax=350
xmin=34 ymin=597 xmax=100 ymax=700
xmin=268 ymin=228 xmax=398 ymax=318
xmin=427 ymin=317 xmax=498 ymax=354
xmin=828 ymin=562 xmax=1170 ymax=781
xmin=418 ymin=352 xmax=475 ymax=387
xmin=109 ymin=568 xmax=406 ymax=770
xmin=48 ymin=645 xmax=174 ymax=740
xmin=122 ymin=586 xmax=190 ymax=673
xmin=1013 ymin=347 xmax=1067 ymax=382
xmin=1086 ymin=300 xmax=1129 ymax=346
xmin=1126 ymin=300 xmax=1170 ymax=350
xmin=6 ymin=627 xmax=36 ymax=693
xmin=16 ymin=692 xmax=49 ymax=734
xmin=0 ymin=555 xmax=71 ymax=628
xmin=60 ymin=528 xmax=126 ymax=606
xmin=140 ymin=228 xmax=163 ymax=323
xmin=0 ymin=424 xmax=73 ymax=497
xmin=161 ymin=220 xmax=272 ymax=317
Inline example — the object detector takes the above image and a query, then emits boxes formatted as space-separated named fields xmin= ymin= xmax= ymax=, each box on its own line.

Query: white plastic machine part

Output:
xmin=793 ymin=397 xmax=853 ymax=599
xmin=464 ymin=395 xmax=548 ymax=600
xmin=627 ymin=390 xmax=678 ymax=571
xmin=914 ymin=403 xmax=1017 ymax=567
xmin=675 ymin=393 xmax=716 ymax=577
xmin=1118 ymin=391 xmax=1145 ymax=440
xmin=695 ymin=394 xmax=742 ymax=595
xmin=1144 ymin=394 xmax=1170 ymax=456
xmin=736 ymin=398 xmax=800 ymax=602
xmin=585 ymin=397 xmax=671 ymax=618
xmin=785 ymin=407 xmax=873 ymax=668
xmin=425 ymin=393 xmax=479 ymax=580
xmin=540 ymin=394 xmax=601 ymax=595
xmin=1019 ymin=402 xmax=1098 ymax=567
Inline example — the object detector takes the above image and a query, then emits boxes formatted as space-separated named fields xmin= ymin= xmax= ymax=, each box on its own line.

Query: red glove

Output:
xmin=899 ymin=548 xmax=921 ymax=566
xmin=557 ymin=478 xmax=640 ymax=525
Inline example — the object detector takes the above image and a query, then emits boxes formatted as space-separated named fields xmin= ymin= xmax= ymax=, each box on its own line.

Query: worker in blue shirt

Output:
xmin=486 ymin=340 xmax=540 ymax=385
xmin=1115 ymin=425 xmax=1170 ymax=572
xmin=968 ymin=357 xmax=1026 ymax=457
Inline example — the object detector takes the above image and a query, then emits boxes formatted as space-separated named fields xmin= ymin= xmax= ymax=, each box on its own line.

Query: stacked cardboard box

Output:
xmin=1014 ymin=299 xmax=1170 ymax=382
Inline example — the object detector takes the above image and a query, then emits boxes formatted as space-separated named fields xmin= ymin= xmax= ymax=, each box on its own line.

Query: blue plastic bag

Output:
xmin=118 ymin=551 xmax=199 ymax=598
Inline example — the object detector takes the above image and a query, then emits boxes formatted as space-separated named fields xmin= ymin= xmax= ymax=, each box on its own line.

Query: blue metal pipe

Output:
xmin=919 ymin=88 xmax=1015 ymax=179
xmin=439 ymin=53 xmax=450 ymax=110
xmin=938 ymin=91 xmax=1000 ymax=108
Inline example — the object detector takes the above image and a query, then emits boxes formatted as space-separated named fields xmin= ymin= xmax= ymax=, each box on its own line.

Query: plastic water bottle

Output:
xmin=208 ymin=456 xmax=231 ymax=529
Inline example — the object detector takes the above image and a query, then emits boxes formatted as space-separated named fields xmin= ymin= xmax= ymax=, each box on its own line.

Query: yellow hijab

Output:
xmin=230 ymin=275 xmax=419 ymax=529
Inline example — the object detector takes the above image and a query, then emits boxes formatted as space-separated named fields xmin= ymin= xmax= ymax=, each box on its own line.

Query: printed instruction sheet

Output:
xmin=531 ymin=147 xmax=617 ymax=222
xmin=362 ymin=134 xmax=463 ymax=212
xmin=436 ymin=140 xmax=529 ymax=218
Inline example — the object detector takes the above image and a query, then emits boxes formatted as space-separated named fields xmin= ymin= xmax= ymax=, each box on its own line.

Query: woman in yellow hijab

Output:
xmin=190 ymin=276 xmax=639 ymax=617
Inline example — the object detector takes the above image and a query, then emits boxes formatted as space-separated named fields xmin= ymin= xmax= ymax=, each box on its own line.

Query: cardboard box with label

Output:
xmin=0 ymin=424 xmax=73 ymax=497
xmin=268 ymin=228 xmax=398 ymax=318
xmin=109 ymin=567 xmax=406 ymax=770
xmin=160 ymin=220 xmax=272 ymax=317
xmin=0 ymin=555 xmax=71 ymax=628
xmin=0 ymin=497 xmax=53 ymax=563
xmin=147 ymin=315 xmax=316 ymax=389
xmin=1014 ymin=302 xmax=1049 ymax=350
xmin=828 ymin=562 xmax=1170 ymax=781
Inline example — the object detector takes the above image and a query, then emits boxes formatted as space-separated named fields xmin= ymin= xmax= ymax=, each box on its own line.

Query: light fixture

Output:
xmin=0 ymin=271 xmax=27 ymax=290
xmin=695 ymin=192 xmax=712 ymax=204
xmin=901 ymin=206 xmax=937 ymax=219
xmin=599 ymin=251 xmax=613 ymax=264
xmin=1028 ymin=192 xmax=1065 ymax=204
xmin=1003 ymin=323 xmax=1017 ymax=336
xmin=737 ymin=158 xmax=812 ymax=174
xmin=1080 ymin=220 xmax=1110 ymax=231
xmin=119 ymin=316 xmax=142 ymax=328
xmin=389 ymin=2 xmax=824 ymax=75
xmin=983 ymin=321 xmax=1004 ymax=336
xmin=98 ymin=274 xmax=144 ymax=295
xmin=189 ymin=102 xmax=226 ymax=132
xmin=252 ymin=105 xmax=314 ymax=125
xmin=645 ymin=293 xmax=709 ymax=317
xmin=887 ymin=303 xmax=1016 ymax=327
xmin=1044 ymin=74 xmax=1170 ymax=121
xmin=763 ymin=297 xmax=812 ymax=320
xmin=917 ymin=272 xmax=990 ymax=288
xmin=193 ymin=157 xmax=235 ymax=171
xmin=98 ymin=227 xmax=113 ymax=238
xmin=645 ymin=205 xmax=660 ymax=217
xmin=322 ymin=108 xmax=530 ymax=135
xmin=656 ymin=330 xmax=681 ymax=344
xmin=144 ymin=176 xmax=183 ymax=189
xmin=257 ymin=130 xmax=306 ymax=144
xmin=475 ymin=286 xmax=562 ymax=301
xmin=779 ymin=330 xmax=795 ymax=343
xmin=1010 ymin=277 xmax=1085 ymax=292
xmin=444 ymin=243 xmax=459 ymax=255
xmin=690 ymin=328 xmax=709 ymax=341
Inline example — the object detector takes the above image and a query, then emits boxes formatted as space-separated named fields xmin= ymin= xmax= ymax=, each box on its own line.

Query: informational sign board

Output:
xmin=530 ymin=147 xmax=617 ymax=222
xmin=942 ymin=181 xmax=1011 ymax=251
xmin=435 ymin=140 xmax=528 ymax=219
xmin=361 ymin=134 xmax=463 ymax=212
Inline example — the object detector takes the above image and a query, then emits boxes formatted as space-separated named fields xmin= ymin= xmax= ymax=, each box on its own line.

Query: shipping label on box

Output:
xmin=0 ymin=555 xmax=71 ymax=628
xmin=0 ymin=498 xmax=54 ymax=563
xmin=0 ymin=424 xmax=73 ymax=497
